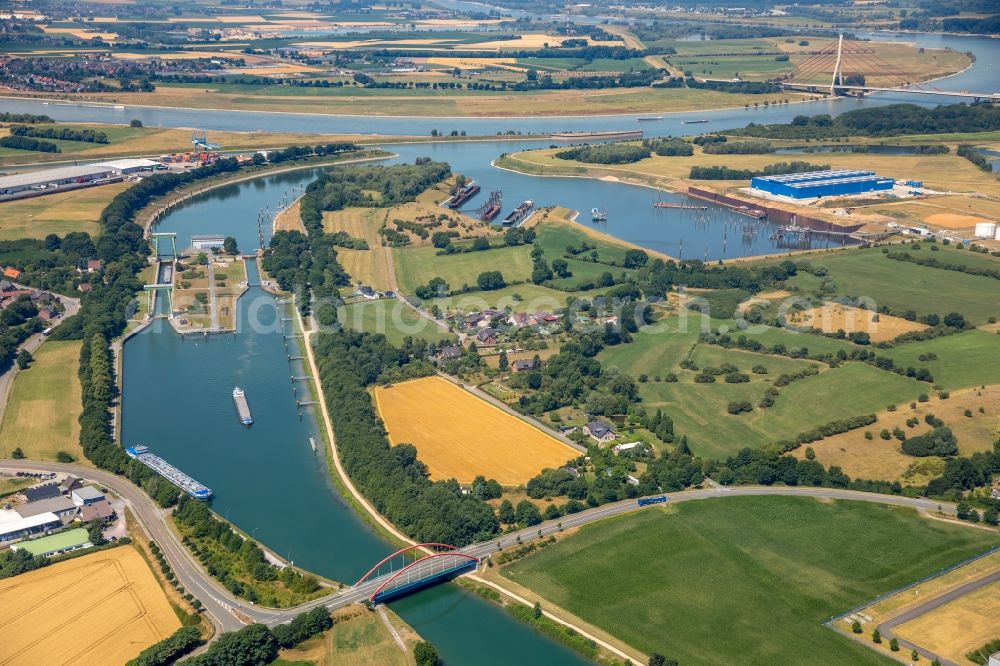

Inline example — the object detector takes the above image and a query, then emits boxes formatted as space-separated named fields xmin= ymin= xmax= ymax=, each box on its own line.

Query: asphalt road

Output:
xmin=877 ymin=568 xmax=1000 ymax=666
xmin=0 ymin=460 xmax=961 ymax=633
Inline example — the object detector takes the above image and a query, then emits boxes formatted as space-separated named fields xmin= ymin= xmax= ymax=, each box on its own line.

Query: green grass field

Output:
xmin=535 ymin=216 xmax=633 ymax=265
xmin=578 ymin=57 xmax=653 ymax=72
xmin=598 ymin=313 xmax=924 ymax=457
xmin=640 ymin=362 xmax=924 ymax=457
xmin=393 ymin=244 xmax=535 ymax=296
xmin=884 ymin=330 xmax=1000 ymax=390
xmin=598 ymin=320 xmax=701 ymax=377
xmin=784 ymin=248 xmax=1000 ymax=325
xmin=0 ymin=341 xmax=86 ymax=463
xmin=0 ymin=182 xmax=130 ymax=240
xmin=339 ymin=299 xmax=452 ymax=345
xmin=503 ymin=496 xmax=1000 ymax=666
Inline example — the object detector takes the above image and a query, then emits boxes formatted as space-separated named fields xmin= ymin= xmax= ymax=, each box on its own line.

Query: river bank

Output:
xmin=138 ymin=150 xmax=394 ymax=234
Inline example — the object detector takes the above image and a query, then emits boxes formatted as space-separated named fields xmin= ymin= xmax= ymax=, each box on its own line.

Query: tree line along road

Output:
xmin=0 ymin=460 xmax=964 ymax=636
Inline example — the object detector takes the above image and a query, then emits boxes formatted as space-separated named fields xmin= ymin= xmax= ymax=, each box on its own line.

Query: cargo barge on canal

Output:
xmin=446 ymin=183 xmax=480 ymax=209
xmin=125 ymin=445 xmax=213 ymax=500
xmin=502 ymin=200 xmax=534 ymax=227
xmin=233 ymin=386 xmax=253 ymax=426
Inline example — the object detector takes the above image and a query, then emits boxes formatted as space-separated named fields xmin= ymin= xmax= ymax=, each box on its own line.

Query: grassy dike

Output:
xmin=283 ymin=293 xmax=413 ymax=551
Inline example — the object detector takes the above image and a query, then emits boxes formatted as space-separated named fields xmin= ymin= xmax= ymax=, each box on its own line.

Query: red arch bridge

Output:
xmin=355 ymin=543 xmax=481 ymax=605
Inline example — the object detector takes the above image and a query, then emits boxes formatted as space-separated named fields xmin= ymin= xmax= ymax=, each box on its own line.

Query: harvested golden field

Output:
xmin=374 ymin=375 xmax=577 ymax=485
xmin=796 ymin=385 xmax=1000 ymax=482
xmin=926 ymin=212 xmax=992 ymax=229
xmin=870 ymin=196 xmax=1000 ymax=230
xmin=894 ymin=579 xmax=1000 ymax=665
xmin=0 ymin=546 xmax=181 ymax=665
xmin=41 ymin=26 xmax=119 ymax=41
xmin=456 ymin=34 xmax=619 ymax=50
xmin=862 ymin=550 xmax=1000 ymax=625
xmin=785 ymin=303 xmax=927 ymax=342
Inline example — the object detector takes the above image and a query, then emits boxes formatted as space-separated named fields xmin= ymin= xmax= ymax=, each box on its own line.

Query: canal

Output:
xmin=123 ymin=187 xmax=592 ymax=665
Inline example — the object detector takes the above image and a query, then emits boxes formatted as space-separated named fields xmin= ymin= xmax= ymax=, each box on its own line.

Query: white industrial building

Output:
xmin=94 ymin=158 xmax=161 ymax=174
xmin=973 ymin=222 xmax=998 ymax=239
xmin=191 ymin=235 xmax=226 ymax=250
xmin=0 ymin=159 xmax=161 ymax=197
xmin=0 ymin=165 xmax=115 ymax=196
xmin=0 ymin=510 xmax=62 ymax=542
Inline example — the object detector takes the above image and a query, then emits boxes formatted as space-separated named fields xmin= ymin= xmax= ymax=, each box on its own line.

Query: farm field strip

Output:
xmin=374 ymin=375 xmax=577 ymax=485
xmin=0 ymin=547 xmax=181 ymax=665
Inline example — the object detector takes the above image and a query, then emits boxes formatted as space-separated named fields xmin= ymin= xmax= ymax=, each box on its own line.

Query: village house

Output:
xmin=37 ymin=305 xmax=58 ymax=322
xmin=3 ymin=267 xmax=21 ymax=280
xmin=476 ymin=327 xmax=499 ymax=346
xmin=508 ymin=312 xmax=529 ymax=327
xmin=464 ymin=312 xmax=487 ymax=329
xmin=77 ymin=282 xmax=92 ymax=293
xmin=438 ymin=345 xmax=463 ymax=362
xmin=355 ymin=285 xmax=378 ymax=300
xmin=512 ymin=359 xmax=533 ymax=373
xmin=59 ymin=475 xmax=83 ymax=495
xmin=584 ymin=420 xmax=617 ymax=443
xmin=79 ymin=499 xmax=115 ymax=523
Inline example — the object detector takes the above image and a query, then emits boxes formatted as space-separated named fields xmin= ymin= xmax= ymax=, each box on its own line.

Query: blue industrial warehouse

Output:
xmin=751 ymin=169 xmax=895 ymax=199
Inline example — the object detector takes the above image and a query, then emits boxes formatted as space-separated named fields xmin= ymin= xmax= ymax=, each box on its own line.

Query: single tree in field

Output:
xmin=223 ymin=236 xmax=239 ymax=255
xmin=498 ymin=349 xmax=508 ymax=372
xmin=15 ymin=349 xmax=31 ymax=370
xmin=889 ymin=638 xmax=899 ymax=652
xmin=533 ymin=601 xmax=542 ymax=620
xmin=648 ymin=655 xmax=666 ymax=666
xmin=851 ymin=620 xmax=862 ymax=634
xmin=413 ymin=641 xmax=440 ymax=666
xmin=872 ymin=629 xmax=882 ymax=644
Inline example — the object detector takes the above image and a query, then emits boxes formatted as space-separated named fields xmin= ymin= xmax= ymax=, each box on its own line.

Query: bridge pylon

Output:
xmin=831 ymin=33 xmax=845 ymax=96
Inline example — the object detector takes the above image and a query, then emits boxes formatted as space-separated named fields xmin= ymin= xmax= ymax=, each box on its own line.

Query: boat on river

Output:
xmin=653 ymin=201 xmax=708 ymax=210
xmin=682 ymin=119 xmax=709 ymax=124
xmin=446 ymin=183 xmax=480 ymax=209
xmin=502 ymin=200 xmax=534 ymax=227
xmin=591 ymin=207 xmax=608 ymax=221
xmin=233 ymin=386 xmax=253 ymax=426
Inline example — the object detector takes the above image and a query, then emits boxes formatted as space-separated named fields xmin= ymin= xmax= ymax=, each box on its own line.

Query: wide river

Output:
xmin=31 ymin=29 xmax=1000 ymax=664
